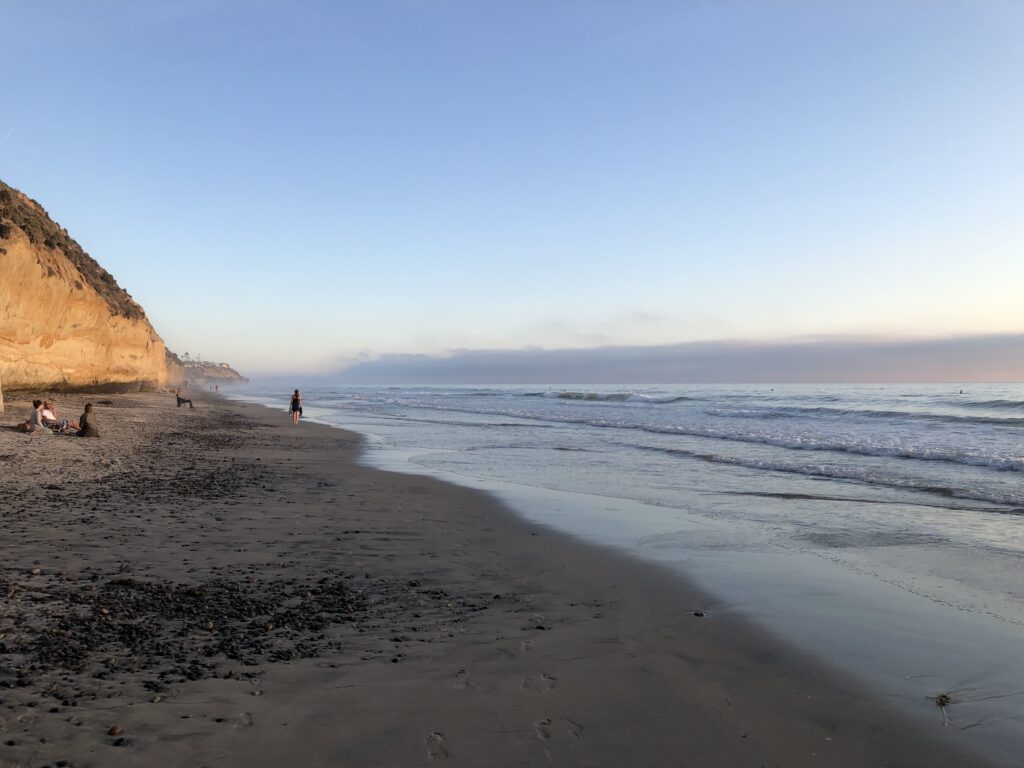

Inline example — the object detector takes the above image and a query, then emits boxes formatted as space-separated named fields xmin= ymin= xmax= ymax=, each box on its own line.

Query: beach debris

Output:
xmin=931 ymin=692 xmax=953 ymax=726
xmin=2 ymin=574 xmax=366 ymax=684
xmin=0 ymin=568 xmax=489 ymax=711
xmin=692 ymin=610 xmax=706 ymax=618
xmin=107 ymin=724 xmax=123 ymax=736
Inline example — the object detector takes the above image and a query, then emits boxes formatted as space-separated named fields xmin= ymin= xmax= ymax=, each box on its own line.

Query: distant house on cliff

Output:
xmin=182 ymin=359 xmax=248 ymax=386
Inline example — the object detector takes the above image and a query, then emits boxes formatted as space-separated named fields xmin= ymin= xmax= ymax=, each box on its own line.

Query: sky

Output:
xmin=2 ymin=1 xmax=1023 ymax=380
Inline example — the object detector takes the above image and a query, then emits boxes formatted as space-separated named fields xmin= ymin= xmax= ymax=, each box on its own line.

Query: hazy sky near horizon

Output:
xmin=2 ymin=1 xmax=1023 ymax=377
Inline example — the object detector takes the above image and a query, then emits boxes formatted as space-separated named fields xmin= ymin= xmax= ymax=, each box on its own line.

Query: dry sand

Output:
xmin=0 ymin=392 xmax=995 ymax=767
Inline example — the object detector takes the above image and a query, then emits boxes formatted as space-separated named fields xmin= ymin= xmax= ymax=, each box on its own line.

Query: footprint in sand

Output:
xmin=563 ymin=717 xmax=583 ymax=738
xmin=534 ymin=718 xmax=552 ymax=740
xmin=519 ymin=639 xmax=534 ymax=652
xmin=454 ymin=668 xmax=470 ymax=689
xmin=522 ymin=673 xmax=558 ymax=693
xmin=426 ymin=732 xmax=448 ymax=760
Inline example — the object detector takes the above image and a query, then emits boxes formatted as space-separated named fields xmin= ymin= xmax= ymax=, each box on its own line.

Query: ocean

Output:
xmin=227 ymin=382 xmax=1024 ymax=756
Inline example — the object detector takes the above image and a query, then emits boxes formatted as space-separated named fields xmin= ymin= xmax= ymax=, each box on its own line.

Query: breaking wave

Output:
xmin=529 ymin=391 xmax=696 ymax=404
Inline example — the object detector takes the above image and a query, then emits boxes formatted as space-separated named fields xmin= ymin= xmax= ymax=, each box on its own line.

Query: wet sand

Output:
xmin=0 ymin=392 xmax=996 ymax=767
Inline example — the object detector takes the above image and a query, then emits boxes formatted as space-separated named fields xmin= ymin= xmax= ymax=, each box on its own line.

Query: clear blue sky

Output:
xmin=3 ymin=1 xmax=1022 ymax=376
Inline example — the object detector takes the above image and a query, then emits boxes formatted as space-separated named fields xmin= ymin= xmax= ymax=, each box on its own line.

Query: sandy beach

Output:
xmin=0 ymin=393 xmax=997 ymax=767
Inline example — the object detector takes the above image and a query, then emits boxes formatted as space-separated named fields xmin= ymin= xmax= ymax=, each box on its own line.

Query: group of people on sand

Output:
xmin=16 ymin=399 xmax=99 ymax=437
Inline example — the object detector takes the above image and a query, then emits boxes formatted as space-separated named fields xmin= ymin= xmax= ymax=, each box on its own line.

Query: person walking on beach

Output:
xmin=289 ymin=389 xmax=302 ymax=425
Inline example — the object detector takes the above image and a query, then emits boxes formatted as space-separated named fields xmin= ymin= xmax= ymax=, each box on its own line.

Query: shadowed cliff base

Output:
xmin=2 ymin=380 xmax=167 ymax=396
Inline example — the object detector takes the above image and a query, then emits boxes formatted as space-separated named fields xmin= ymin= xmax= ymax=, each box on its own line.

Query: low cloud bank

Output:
xmin=330 ymin=334 xmax=1024 ymax=384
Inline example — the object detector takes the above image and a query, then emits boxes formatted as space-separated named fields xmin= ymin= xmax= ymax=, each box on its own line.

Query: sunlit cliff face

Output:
xmin=0 ymin=182 xmax=176 ymax=390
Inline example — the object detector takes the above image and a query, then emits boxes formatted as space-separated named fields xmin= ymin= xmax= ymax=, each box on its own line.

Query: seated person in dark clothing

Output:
xmin=77 ymin=403 xmax=100 ymax=437
xmin=175 ymin=389 xmax=194 ymax=409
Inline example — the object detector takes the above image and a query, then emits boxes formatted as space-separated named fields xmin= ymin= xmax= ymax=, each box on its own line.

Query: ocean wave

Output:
xmin=530 ymin=391 xmax=696 ymax=404
xmin=361 ymin=399 xmax=1024 ymax=473
xmin=304 ymin=388 xmax=1024 ymax=476
xmin=706 ymin=405 xmax=1024 ymax=427
xmin=960 ymin=399 xmax=1024 ymax=410
xmin=629 ymin=423 xmax=1024 ymax=472
xmin=635 ymin=446 xmax=1024 ymax=508
xmin=553 ymin=391 xmax=632 ymax=401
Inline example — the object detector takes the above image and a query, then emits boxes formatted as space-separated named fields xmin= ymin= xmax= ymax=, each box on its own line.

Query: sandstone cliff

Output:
xmin=0 ymin=180 xmax=180 ymax=391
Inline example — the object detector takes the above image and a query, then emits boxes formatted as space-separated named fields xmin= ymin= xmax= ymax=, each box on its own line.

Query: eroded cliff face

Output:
xmin=0 ymin=181 xmax=178 ymax=391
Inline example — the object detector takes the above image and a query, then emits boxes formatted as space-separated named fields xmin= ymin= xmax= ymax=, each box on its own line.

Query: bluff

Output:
xmin=182 ymin=360 xmax=248 ymax=387
xmin=0 ymin=180 xmax=181 ymax=392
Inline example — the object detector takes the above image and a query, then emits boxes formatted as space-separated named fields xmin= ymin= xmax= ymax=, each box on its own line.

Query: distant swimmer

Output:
xmin=290 ymin=389 xmax=302 ymax=425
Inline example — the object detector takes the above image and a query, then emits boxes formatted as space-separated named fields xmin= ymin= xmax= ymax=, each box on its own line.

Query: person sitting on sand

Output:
xmin=41 ymin=399 xmax=78 ymax=432
xmin=289 ymin=389 xmax=302 ymax=425
xmin=77 ymin=403 xmax=100 ymax=437
xmin=175 ymin=389 xmax=194 ymax=409
xmin=16 ymin=400 xmax=52 ymax=434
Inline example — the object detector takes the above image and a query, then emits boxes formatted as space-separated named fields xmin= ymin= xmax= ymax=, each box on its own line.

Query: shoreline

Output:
xmin=0 ymin=392 xmax=998 ymax=766
xmin=234 ymin=383 xmax=1024 ymax=761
